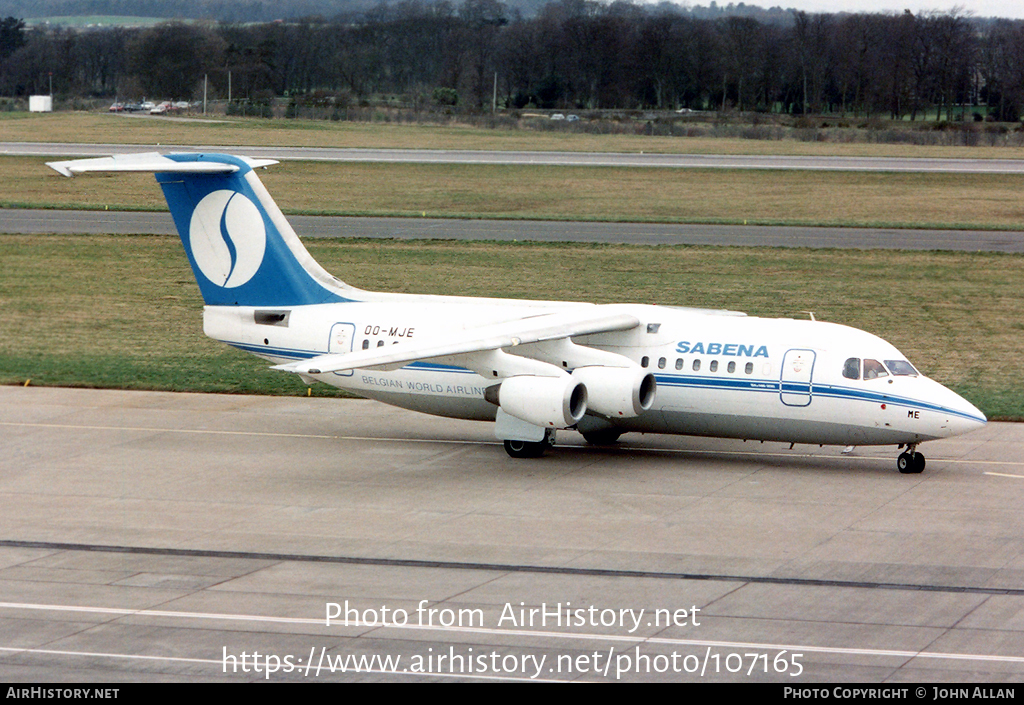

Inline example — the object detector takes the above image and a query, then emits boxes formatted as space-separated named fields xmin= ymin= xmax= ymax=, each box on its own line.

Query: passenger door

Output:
xmin=780 ymin=349 xmax=815 ymax=407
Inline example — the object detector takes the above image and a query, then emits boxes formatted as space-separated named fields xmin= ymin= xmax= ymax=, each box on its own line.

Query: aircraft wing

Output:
xmin=272 ymin=307 xmax=640 ymax=375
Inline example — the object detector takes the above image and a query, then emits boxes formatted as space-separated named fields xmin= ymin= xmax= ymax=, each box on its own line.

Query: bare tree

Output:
xmin=130 ymin=23 xmax=226 ymax=99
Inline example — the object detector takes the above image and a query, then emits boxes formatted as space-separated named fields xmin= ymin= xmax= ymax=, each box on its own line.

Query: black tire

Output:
xmin=581 ymin=429 xmax=623 ymax=446
xmin=504 ymin=439 xmax=547 ymax=458
xmin=897 ymin=451 xmax=925 ymax=474
xmin=912 ymin=452 xmax=926 ymax=473
xmin=897 ymin=452 xmax=912 ymax=473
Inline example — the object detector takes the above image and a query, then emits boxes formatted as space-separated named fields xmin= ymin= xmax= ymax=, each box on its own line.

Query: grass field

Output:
xmin=1 ymin=235 xmax=1020 ymax=419
xmin=6 ymin=156 xmax=1024 ymax=230
xmin=5 ymin=111 xmax=1024 ymax=160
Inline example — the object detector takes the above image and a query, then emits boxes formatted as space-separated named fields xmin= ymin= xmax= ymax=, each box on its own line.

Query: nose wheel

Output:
xmin=897 ymin=446 xmax=926 ymax=474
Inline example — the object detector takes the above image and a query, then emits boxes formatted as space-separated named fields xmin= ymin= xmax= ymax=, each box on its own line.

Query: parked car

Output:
xmin=108 ymin=102 xmax=124 ymax=112
xmin=150 ymin=101 xmax=171 ymax=115
xmin=550 ymin=113 xmax=565 ymax=120
xmin=566 ymin=114 xmax=579 ymax=122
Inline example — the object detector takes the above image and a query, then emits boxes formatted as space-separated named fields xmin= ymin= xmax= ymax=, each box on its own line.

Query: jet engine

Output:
xmin=488 ymin=375 xmax=588 ymax=428
xmin=571 ymin=366 xmax=656 ymax=418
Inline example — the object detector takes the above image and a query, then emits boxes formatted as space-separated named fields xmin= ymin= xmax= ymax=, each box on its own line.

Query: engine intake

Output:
xmin=571 ymin=366 xmax=656 ymax=418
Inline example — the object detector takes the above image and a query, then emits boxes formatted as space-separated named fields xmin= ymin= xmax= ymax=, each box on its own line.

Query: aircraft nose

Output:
xmin=935 ymin=385 xmax=987 ymax=438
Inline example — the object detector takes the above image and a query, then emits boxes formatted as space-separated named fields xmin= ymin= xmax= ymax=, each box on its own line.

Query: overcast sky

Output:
xmin=751 ymin=1 xmax=1024 ymax=19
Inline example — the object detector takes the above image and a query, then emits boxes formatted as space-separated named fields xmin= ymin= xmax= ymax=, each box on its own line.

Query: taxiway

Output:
xmin=2 ymin=386 xmax=1021 ymax=682
xmin=5 ymin=210 xmax=1024 ymax=253
xmin=6 ymin=141 xmax=1024 ymax=173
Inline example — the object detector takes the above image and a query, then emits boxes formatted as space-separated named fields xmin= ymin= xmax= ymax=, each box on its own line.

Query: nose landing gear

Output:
xmin=897 ymin=444 xmax=926 ymax=474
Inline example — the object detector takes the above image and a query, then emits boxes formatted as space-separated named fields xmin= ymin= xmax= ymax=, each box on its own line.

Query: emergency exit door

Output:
xmin=328 ymin=322 xmax=356 ymax=377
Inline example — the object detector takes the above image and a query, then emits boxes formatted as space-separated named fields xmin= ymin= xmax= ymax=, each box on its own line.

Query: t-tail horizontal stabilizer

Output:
xmin=46 ymin=152 xmax=278 ymax=176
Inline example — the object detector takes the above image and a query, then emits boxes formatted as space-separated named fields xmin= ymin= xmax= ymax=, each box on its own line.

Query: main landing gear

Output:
xmin=580 ymin=428 xmax=623 ymax=446
xmin=897 ymin=444 xmax=926 ymax=474
xmin=503 ymin=429 xmax=557 ymax=458
xmin=503 ymin=426 xmax=625 ymax=457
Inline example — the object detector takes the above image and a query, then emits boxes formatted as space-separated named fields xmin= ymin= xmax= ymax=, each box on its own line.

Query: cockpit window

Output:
xmin=843 ymin=357 xmax=861 ymax=380
xmin=863 ymin=359 xmax=889 ymax=380
xmin=884 ymin=360 xmax=918 ymax=376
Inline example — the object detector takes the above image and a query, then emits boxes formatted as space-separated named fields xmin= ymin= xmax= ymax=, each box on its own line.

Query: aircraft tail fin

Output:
xmin=47 ymin=152 xmax=356 ymax=307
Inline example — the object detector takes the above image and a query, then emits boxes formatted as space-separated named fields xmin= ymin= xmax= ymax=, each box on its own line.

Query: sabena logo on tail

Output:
xmin=189 ymin=189 xmax=267 ymax=289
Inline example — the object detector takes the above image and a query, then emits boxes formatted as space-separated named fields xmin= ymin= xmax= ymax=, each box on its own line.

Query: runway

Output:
xmin=6 ymin=141 xmax=1024 ymax=173
xmin=5 ymin=209 xmax=1024 ymax=253
xmin=2 ymin=386 xmax=1022 ymax=682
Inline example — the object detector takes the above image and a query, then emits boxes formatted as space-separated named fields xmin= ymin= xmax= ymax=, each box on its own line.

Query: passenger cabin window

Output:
xmin=727 ymin=361 xmax=736 ymax=374
xmin=885 ymin=360 xmax=918 ymax=376
xmin=863 ymin=359 xmax=889 ymax=380
xmin=362 ymin=339 xmax=370 ymax=350
xmin=709 ymin=360 xmax=718 ymax=372
xmin=843 ymin=357 xmax=861 ymax=380
xmin=675 ymin=358 xmax=684 ymax=370
xmin=641 ymin=356 xmax=649 ymax=368
xmin=658 ymin=357 xmax=666 ymax=369
xmin=745 ymin=362 xmax=753 ymax=375
xmin=692 ymin=359 xmax=701 ymax=372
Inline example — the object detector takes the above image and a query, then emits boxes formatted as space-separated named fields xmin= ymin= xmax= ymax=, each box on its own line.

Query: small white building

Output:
xmin=29 ymin=95 xmax=53 ymax=112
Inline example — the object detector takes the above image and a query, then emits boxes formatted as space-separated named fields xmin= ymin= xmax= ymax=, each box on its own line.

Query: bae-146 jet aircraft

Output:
xmin=48 ymin=152 xmax=987 ymax=471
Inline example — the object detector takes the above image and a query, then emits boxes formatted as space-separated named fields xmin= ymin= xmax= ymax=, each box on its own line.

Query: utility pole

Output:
xmin=203 ymin=74 xmax=208 ymax=115
xmin=492 ymin=71 xmax=497 ymax=114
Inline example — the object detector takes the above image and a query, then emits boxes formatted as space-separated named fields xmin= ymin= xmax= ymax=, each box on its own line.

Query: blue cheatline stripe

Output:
xmin=654 ymin=373 xmax=984 ymax=423
xmin=407 ymin=361 xmax=475 ymax=374
xmin=655 ymin=373 xmax=778 ymax=394
xmin=228 ymin=342 xmax=316 ymax=360
xmin=813 ymin=383 xmax=985 ymax=423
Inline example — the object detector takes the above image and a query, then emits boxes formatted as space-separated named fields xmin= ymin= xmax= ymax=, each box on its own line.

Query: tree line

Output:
xmin=3 ymin=0 xmax=1024 ymax=121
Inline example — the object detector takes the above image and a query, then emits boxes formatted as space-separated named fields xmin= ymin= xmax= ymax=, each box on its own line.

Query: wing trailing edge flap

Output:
xmin=272 ymin=307 xmax=641 ymax=377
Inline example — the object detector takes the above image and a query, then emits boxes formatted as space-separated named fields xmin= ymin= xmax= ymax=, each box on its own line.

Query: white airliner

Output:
xmin=48 ymin=152 xmax=987 ymax=472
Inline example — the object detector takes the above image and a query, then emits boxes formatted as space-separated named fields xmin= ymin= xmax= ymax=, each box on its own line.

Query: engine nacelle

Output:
xmin=571 ymin=366 xmax=657 ymax=418
xmin=493 ymin=375 xmax=588 ymax=428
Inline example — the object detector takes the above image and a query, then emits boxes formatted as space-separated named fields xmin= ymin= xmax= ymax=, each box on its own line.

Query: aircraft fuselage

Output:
xmin=205 ymin=299 xmax=985 ymax=448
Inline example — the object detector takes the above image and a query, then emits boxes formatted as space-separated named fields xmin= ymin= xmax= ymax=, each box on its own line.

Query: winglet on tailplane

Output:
xmin=47 ymin=152 xmax=357 ymax=307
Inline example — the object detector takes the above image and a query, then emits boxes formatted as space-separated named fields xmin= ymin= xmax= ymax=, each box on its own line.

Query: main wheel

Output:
xmin=897 ymin=451 xmax=926 ymax=474
xmin=581 ymin=429 xmax=623 ymax=446
xmin=504 ymin=439 xmax=547 ymax=458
